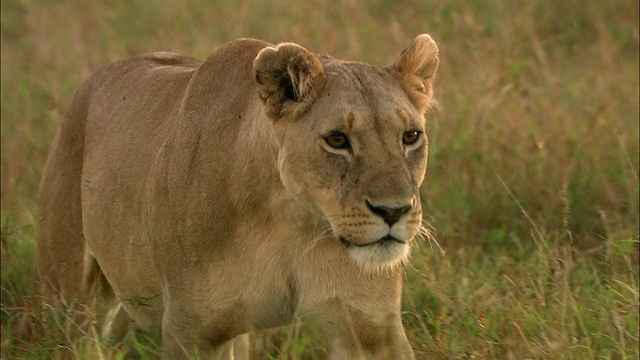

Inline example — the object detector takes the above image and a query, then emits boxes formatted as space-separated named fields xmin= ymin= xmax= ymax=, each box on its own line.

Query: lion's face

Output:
xmin=275 ymin=66 xmax=427 ymax=268
xmin=254 ymin=35 xmax=439 ymax=269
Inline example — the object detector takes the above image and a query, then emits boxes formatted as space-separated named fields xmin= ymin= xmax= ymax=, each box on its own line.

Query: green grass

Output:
xmin=1 ymin=0 xmax=638 ymax=358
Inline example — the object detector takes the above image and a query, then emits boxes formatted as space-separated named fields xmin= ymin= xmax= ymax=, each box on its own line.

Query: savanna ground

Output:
xmin=1 ymin=1 xmax=638 ymax=359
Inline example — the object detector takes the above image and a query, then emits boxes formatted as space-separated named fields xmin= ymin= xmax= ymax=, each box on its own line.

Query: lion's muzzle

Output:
xmin=330 ymin=199 xmax=419 ymax=269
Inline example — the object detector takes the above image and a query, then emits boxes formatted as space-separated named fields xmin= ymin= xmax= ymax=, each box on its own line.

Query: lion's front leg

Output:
xmin=308 ymin=299 xmax=414 ymax=360
xmin=297 ymin=258 xmax=415 ymax=360
xmin=161 ymin=322 xmax=237 ymax=360
xmin=295 ymin=240 xmax=415 ymax=359
xmin=161 ymin=322 xmax=219 ymax=360
xmin=160 ymin=301 xmax=237 ymax=360
xmin=161 ymin=322 xmax=253 ymax=360
xmin=329 ymin=325 xmax=414 ymax=360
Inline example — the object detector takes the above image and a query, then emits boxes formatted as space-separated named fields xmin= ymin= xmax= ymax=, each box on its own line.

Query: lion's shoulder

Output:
xmin=138 ymin=52 xmax=202 ymax=68
xmin=180 ymin=38 xmax=272 ymax=115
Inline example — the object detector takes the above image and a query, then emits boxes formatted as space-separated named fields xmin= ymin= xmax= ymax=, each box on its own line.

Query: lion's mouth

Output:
xmin=339 ymin=235 xmax=406 ymax=248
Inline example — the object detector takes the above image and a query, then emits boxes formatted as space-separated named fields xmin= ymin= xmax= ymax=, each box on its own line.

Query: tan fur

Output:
xmin=37 ymin=35 xmax=439 ymax=359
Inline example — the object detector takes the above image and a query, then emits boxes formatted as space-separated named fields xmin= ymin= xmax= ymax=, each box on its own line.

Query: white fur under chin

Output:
xmin=348 ymin=242 xmax=411 ymax=272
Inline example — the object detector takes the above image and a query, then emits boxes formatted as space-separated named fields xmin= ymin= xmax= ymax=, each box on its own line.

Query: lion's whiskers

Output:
xmin=417 ymin=219 xmax=445 ymax=255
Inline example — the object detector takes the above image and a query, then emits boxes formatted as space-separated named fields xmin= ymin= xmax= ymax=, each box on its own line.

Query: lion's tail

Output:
xmin=36 ymin=80 xmax=92 ymax=298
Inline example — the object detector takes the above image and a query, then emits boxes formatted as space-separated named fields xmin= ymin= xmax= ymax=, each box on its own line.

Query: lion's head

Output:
xmin=254 ymin=35 xmax=439 ymax=269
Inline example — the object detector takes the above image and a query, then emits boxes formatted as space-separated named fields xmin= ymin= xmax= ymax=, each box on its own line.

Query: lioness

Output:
xmin=37 ymin=34 xmax=439 ymax=359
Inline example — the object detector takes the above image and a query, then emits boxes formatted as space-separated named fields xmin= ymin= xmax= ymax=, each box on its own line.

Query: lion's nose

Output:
xmin=366 ymin=201 xmax=412 ymax=226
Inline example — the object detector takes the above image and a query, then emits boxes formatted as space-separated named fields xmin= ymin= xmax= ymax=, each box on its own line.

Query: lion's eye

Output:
xmin=402 ymin=131 xmax=421 ymax=146
xmin=324 ymin=131 xmax=350 ymax=149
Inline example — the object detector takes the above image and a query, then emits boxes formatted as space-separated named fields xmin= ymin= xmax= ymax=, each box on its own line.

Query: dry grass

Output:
xmin=1 ymin=0 xmax=638 ymax=358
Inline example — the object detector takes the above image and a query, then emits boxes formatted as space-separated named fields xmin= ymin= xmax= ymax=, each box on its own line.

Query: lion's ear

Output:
xmin=391 ymin=34 xmax=439 ymax=114
xmin=254 ymin=43 xmax=324 ymax=120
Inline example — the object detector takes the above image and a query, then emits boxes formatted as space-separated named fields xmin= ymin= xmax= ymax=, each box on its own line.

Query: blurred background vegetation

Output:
xmin=1 ymin=0 xmax=638 ymax=359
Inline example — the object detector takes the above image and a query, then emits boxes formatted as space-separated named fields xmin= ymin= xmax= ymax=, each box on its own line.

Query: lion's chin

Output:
xmin=342 ymin=237 xmax=411 ymax=271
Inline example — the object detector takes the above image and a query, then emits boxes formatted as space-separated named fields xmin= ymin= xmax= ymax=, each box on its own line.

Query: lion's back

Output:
xmin=82 ymin=52 xmax=199 ymax=154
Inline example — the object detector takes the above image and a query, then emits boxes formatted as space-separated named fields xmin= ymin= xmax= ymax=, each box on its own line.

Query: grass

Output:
xmin=1 ymin=0 xmax=638 ymax=358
